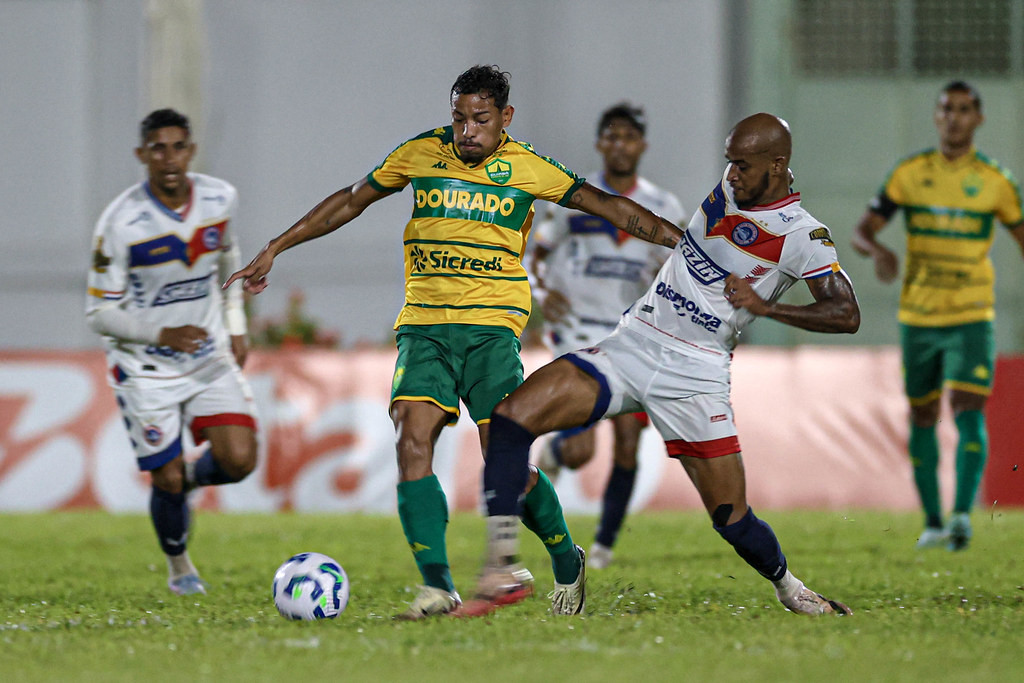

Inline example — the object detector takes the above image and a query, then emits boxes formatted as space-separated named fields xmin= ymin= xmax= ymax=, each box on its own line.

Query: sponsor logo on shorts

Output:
xmin=152 ymin=275 xmax=211 ymax=306
xmin=655 ymin=281 xmax=722 ymax=333
xmin=144 ymin=425 xmax=163 ymax=445
xmin=710 ymin=414 xmax=727 ymax=423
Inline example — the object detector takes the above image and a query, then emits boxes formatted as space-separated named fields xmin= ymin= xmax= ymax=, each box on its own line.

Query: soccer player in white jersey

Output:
xmin=529 ymin=103 xmax=686 ymax=570
xmin=86 ymin=109 xmax=258 ymax=596
xmin=458 ymin=113 xmax=860 ymax=618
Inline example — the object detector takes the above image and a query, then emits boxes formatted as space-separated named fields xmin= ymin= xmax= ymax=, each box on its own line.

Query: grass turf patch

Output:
xmin=2 ymin=509 xmax=1022 ymax=682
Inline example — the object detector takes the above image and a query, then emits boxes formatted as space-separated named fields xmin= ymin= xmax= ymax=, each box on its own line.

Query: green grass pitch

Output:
xmin=2 ymin=509 xmax=1023 ymax=682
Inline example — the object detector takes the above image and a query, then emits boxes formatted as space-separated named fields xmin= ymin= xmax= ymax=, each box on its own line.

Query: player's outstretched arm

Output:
xmin=566 ymin=182 xmax=682 ymax=249
xmin=224 ymin=178 xmax=389 ymax=294
xmin=724 ymin=270 xmax=860 ymax=334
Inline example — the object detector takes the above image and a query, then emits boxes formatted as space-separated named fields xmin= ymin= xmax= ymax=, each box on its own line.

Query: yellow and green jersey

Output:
xmin=873 ymin=147 xmax=1022 ymax=327
xmin=367 ymin=127 xmax=585 ymax=336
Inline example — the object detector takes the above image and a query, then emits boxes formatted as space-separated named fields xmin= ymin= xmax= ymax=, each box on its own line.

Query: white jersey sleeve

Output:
xmin=217 ymin=190 xmax=247 ymax=336
xmin=86 ymin=189 xmax=163 ymax=344
xmin=620 ymin=170 xmax=841 ymax=362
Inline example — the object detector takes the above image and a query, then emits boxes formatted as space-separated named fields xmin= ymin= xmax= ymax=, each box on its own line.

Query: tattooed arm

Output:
xmin=566 ymin=182 xmax=683 ymax=248
xmin=724 ymin=270 xmax=861 ymax=334
xmin=224 ymin=178 xmax=389 ymax=294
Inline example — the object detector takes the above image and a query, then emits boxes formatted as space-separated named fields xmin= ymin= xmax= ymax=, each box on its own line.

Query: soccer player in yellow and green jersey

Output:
xmin=853 ymin=81 xmax=1024 ymax=552
xmin=227 ymin=65 xmax=682 ymax=618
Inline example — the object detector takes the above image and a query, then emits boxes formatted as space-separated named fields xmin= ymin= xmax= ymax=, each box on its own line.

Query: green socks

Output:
xmin=397 ymin=475 xmax=454 ymax=593
xmin=909 ymin=423 xmax=942 ymax=529
xmin=909 ymin=411 xmax=988 ymax=527
xmin=953 ymin=410 xmax=987 ymax=514
xmin=521 ymin=468 xmax=581 ymax=584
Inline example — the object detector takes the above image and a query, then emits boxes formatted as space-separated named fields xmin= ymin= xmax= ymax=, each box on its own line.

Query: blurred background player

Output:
xmin=852 ymin=81 xmax=1024 ymax=552
xmin=461 ymin=113 xmax=859 ymax=618
xmin=529 ymin=102 xmax=686 ymax=569
xmin=225 ymin=66 xmax=683 ymax=619
xmin=86 ymin=109 xmax=258 ymax=595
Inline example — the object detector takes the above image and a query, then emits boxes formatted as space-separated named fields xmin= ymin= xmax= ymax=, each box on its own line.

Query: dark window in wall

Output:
xmin=913 ymin=0 xmax=1011 ymax=75
xmin=795 ymin=0 xmax=1020 ymax=76
xmin=796 ymin=0 xmax=898 ymax=75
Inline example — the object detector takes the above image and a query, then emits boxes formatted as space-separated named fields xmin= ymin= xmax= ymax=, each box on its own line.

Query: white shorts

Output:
xmin=544 ymin=319 xmax=618 ymax=357
xmin=565 ymin=326 xmax=740 ymax=458
xmin=111 ymin=360 xmax=256 ymax=471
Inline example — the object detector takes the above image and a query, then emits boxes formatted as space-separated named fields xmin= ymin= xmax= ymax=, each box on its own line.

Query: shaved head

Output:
xmin=727 ymin=113 xmax=792 ymax=161
xmin=724 ymin=113 xmax=793 ymax=208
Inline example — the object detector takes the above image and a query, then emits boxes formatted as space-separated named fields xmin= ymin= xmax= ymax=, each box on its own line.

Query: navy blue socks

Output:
xmin=595 ymin=464 xmax=637 ymax=547
xmin=714 ymin=506 xmax=787 ymax=582
xmin=484 ymin=413 xmax=536 ymax=516
xmin=150 ymin=485 xmax=189 ymax=556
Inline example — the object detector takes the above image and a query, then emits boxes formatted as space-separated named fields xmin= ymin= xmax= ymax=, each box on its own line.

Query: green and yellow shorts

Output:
xmin=391 ymin=324 xmax=524 ymax=425
xmin=900 ymin=321 xmax=994 ymax=406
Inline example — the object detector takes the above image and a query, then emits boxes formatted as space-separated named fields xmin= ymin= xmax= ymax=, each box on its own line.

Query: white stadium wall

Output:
xmin=0 ymin=0 xmax=726 ymax=351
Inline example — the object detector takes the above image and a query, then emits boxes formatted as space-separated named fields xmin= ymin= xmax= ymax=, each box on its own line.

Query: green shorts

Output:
xmin=391 ymin=324 xmax=524 ymax=425
xmin=900 ymin=321 xmax=994 ymax=405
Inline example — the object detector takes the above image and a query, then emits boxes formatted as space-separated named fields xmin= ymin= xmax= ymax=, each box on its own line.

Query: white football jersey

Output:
xmin=533 ymin=172 xmax=686 ymax=351
xmin=86 ymin=173 xmax=242 ymax=380
xmin=620 ymin=170 xmax=841 ymax=364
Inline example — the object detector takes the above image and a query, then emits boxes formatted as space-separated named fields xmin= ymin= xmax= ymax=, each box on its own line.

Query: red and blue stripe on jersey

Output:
xmin=128 ymin=221 xmax=228 ymax=269
xmin=700 ymin=182 xmax=791 ymax=264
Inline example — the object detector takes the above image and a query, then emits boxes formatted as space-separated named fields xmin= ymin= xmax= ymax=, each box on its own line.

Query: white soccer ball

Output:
xmin=272 ymin=552 xmax=350 ymax=620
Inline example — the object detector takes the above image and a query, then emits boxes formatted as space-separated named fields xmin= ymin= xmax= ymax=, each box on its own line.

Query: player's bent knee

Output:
xmin=151 ymin=462 xmax=186 ymax=494
xmin=560 ymin=444 xmax=593 ymax=470
xmin=225 ymin=449 xmax=257 ymax=480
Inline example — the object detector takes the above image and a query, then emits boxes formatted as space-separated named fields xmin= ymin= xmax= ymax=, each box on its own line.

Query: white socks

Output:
xmin=772 ymin=569 xmax=804 ymax=600
xmin=486 ymin=515 xmax=520 ymax=567
xmin=167 ymin=551 xmax=199 ymax=580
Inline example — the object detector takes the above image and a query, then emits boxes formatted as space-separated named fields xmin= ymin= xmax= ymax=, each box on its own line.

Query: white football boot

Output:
xmin=395 ymin=585 xmax=462 ymax=621
xmin=549 ymin=545 xmax=586 ymax=615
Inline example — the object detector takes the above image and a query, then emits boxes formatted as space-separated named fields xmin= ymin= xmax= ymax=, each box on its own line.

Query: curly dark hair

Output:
xmin=139 ymin=108 xmax=191 ymax=143
xmin=450 ymin=65 xmax=511 ymax=110
xmin=597 ymin=101 xmax=646 ymax=137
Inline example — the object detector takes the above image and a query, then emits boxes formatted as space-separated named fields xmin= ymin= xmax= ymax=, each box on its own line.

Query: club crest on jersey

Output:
xmin=143 ymin=425 xmax=163 ymax=445
xmin=486 ymin=159 xmax=512 ymax=185
xmin=731 ymin=221 xmax=759 ymax=246
xmin=961 ymin=172 xmax=983 ymax=198
xmin=202 ymin=225 xmax=222 ymax=250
